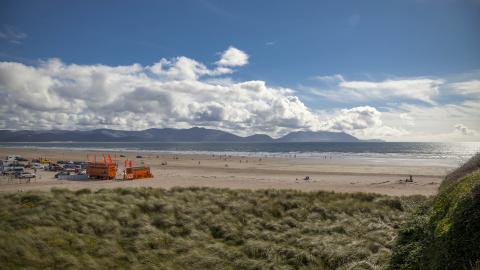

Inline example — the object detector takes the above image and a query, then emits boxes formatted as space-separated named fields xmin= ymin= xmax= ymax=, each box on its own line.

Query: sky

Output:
xmin=0 ymin=0 xmax=479 ymax=141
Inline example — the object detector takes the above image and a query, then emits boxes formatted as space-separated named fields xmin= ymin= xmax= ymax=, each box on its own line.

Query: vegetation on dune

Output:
xmin=0 ymin=187 xmax=423 ymax=270
xmin=389 ymin=153 xmax=480 ymax=270
xmin=441 ymin=153 xmax=480 ymax=191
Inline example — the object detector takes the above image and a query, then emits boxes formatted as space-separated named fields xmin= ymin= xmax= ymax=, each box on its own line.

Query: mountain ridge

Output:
xmin=0 ymin=128 xmax=383 ymax=142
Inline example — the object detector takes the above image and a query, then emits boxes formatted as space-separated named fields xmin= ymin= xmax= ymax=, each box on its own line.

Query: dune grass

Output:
xmin=440 ymin=153 xmax=480 ymax=191
xmin=0 ymin=187 xmax=424 ymax=270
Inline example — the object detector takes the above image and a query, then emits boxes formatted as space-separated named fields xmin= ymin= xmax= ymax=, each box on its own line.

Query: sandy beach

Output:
xmin=0 ymin=147 xmax=456 ymax=196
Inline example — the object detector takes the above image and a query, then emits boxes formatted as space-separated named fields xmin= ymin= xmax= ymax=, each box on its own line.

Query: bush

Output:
xmin=390 ymin=168 xmax=480 ymax=269
xmin=441 ymin=152 xmax=480 ymax=190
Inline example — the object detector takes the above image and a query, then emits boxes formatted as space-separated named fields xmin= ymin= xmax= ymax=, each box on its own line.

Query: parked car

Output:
xmin=32 ymin=163 xmax=45 ymax=169
xmin=55 ymin=171 xmax=70 ymax=178
xmin=3 ymin=171 xmax=16 ymax=176
xmin=63 ymin=164 xmax=77 ymax=170
xmin=3 ymin=167 xmax=25 ymax=175
xmin=16 ymin=172 xmax=35 ymax=179
xmin=47 ymin=164 xmax=63 ymax=171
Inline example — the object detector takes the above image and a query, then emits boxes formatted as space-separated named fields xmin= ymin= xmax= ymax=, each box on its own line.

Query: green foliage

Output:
xmin=389 ymin=170 xmax=480 ymax=270
xmin=440 ymin=153 xmax=480 ymax=191
xmin=0 ymin=187 xmax=422 ymax=270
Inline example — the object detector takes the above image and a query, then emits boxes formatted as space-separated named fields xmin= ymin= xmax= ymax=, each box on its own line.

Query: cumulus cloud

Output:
xmin=216 ymin=46 xmax=249 ymax=67
xmin=318 ymin=106 xmax=407 ymax=138
xmin=0 ymin=50 xmax=402 ymax=139
xmin=309 ymin=76 xmax=444 ymax=104
xmin=148 ymin=57 xmax=232 ymax=80
xmin=380 ymin=100 xmax=480 ymax=141
xmin=322 ymin=106 xmax=381 ymax=131
xmin=4 ymin=49 xmax=471 ymax=141
xmin=0 ymin=50 xmax=330 ymax=136
xmin=454 ymin=124 xmax=476 ymax=136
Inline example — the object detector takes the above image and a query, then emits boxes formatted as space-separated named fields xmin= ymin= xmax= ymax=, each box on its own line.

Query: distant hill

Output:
xmin=276 ymin=130 xmax=359 ymax=142
xmin=0 ymin=128 xmax=382 ymax=142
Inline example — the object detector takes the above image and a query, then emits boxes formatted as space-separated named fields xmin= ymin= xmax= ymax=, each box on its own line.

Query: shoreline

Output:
xmin=0 ymin=144 xmax=466 ymax=167
xmin=0 ymin=147 xmax=457 ymax=196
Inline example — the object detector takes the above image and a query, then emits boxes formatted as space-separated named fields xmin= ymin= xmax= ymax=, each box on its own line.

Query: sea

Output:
xmin=1 ymin=141 xmax=479 ymax=167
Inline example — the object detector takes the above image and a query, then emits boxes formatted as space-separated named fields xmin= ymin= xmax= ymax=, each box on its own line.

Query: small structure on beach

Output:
xmin=87 ymin=154 xmax=117 ymax=180
xmin=123 ymin=160 xmax=153 ymax=180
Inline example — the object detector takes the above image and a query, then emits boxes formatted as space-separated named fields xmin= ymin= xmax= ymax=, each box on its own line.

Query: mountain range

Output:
xmin=0 ymin=127 xmax=383 ymax=142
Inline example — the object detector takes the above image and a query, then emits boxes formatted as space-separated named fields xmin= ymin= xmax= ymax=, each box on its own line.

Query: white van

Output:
xmin=3 ymin=166 xmax=25 ymax=175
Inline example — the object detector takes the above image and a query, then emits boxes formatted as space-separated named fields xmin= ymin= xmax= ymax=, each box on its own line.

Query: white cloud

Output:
xmin=339 ymin=78 xmax=443 ymax=104
xmin=313 ymin=74 xmax=344 ymax=83
xmin=216 ymin=46 xmax=249 ymax=67
xmin=0 ymin=53 xmax=402 ymax=139
xmin=399 ymin=113 xmax=415 ymax=126
xmin=148 ymin=57 xmax=232 ymax=80
xmin=0 ymin=52 xmax=323 ymax=136
xmin=380 ymin=101 xmax=480 ymax=141
xmin=0 ymin=25 xmax=27 ymax=44
xmin=1 ymin=50 xmax=478 ymax=142
xmin=321 ymin=106 xmax=382 ymax=131
xmin=454 ymin=124 xmax=476 ymax=136
xmin=449 ymin=80 xmax=480 ymax=95
xmin=318 ymin=106 xmax=407 ymax=139
xmin=310 ymin=77 xmax=444 ymax=104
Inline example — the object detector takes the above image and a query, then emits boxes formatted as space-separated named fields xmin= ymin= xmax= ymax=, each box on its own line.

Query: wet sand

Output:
xmin=0 ymin=147 xmax=456 ymax=196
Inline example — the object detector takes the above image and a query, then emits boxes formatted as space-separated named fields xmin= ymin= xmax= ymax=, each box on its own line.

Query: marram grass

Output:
xmin=0 ymin=187 xmax=424 ymax=270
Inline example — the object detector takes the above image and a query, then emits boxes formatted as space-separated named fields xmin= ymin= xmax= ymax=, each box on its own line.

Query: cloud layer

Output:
xmin=1 ymin=48 xmax=479 ymax=141
xmin=311 ymin=75 xmax=444 ymax=104
xmin=1 ymin=48 xmax=378 ymax=137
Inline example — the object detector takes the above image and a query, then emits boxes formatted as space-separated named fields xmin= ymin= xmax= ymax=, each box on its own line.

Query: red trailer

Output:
xmin=123 ymin=160 xmax=153 ymax=180
xmin=87 ymin=154 xmax=117 ymax=180
xmin=124 ymin=166 xmax=153 ymax=180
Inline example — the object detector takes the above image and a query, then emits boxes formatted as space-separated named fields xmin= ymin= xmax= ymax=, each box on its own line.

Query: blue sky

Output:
xmin=2 ymin=0 xmax=479 ymax=84
xmin=0 ymin=0 xmax=479 ymax=141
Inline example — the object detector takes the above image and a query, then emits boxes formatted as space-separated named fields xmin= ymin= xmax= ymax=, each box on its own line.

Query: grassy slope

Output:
xmin=0 ymin=188 xmax=424 ymax=270
xmin=389 ymin=159 xmax=480 ymax=269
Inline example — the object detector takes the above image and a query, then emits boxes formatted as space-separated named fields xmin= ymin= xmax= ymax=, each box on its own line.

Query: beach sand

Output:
xmin=0 ymin=147 xmax=456 ymax=196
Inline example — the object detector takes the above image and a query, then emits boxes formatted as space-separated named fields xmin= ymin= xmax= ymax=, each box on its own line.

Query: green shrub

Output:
xmin=441 ymin=153 xmax=480 ymax=190
xmin=390 ymin=170 xmax=480 ymax=269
